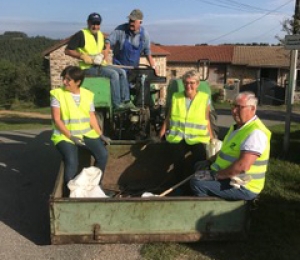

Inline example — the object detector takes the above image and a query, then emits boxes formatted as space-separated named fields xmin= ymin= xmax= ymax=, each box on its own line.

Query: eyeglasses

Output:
xmin=91 ymin=21 xmax=100 ymax=25
xmin=184 ymin=81 xmax=197 ymax=85
xmin=230 ymin=104 xmax=251 ymax=110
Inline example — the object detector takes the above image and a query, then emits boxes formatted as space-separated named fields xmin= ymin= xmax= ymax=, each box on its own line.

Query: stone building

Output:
xmin=162 ymin=45 xmax=234 ymax=88
xmin=162 ymin=44 xmax=292 ymax=104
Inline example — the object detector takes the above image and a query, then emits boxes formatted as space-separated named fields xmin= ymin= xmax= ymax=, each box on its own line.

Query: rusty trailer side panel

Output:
xmin=50 ymin=197 xmax=249 ymax=244
xmin=50 ymin=143 xmax=250 ymax=244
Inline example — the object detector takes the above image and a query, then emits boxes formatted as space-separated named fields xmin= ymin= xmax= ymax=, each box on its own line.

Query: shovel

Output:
xmin=142 ymin=174 xmax=194 ymax=197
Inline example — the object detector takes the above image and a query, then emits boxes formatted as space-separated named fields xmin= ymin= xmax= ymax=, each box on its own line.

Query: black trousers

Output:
xmin=170 ymin=140 xmax=207 ymax=184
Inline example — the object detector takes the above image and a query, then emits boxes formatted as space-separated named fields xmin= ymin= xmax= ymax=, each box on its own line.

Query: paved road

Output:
xmin=0 ymin=129 xmax=142 ymax=260
xmin=0 ymin=109 xmax=299 ymax=259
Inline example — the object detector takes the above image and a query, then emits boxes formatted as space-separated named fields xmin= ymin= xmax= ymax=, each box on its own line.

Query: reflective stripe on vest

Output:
xmin=169 ymin=120 xmax=207 ymax=130
xmin=211 ymin=118 xmax=271 ymax=194
xmin=50 ymin=87 xmax=99 ymax=145
xmin=166 ymin=91 xmax=210 ymax=145
xmin=77 ymin=29 xmax=105 ymax=70
xmin=216 ymin=151 xmax=269 ymax=166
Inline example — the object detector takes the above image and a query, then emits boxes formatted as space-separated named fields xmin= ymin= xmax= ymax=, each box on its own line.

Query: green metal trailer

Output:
xmin=49 ymin=65 xmax=250 ymax=244
xmin=49 ymin=142 xmax=251 ymax=244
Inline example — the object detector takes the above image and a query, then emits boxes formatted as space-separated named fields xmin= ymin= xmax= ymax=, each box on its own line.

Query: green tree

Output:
xmin=27 ymin=54 xmax=51 ymax=106
xmin=276 ymin=17 xmax=297 ymax=44
xmin=0 ymin=60 xmax=16 ymax=106
xmin=0 ymin=32 xmax=57 ymax=107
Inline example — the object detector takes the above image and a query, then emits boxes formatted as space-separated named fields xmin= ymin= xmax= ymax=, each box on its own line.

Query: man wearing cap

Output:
xmin=105 ymin=9 xmax=156 ymax=69
xmin=65 ymin=12 xmax=136 ymax=110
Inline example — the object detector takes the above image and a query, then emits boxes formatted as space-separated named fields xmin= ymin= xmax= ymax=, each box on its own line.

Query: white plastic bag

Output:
xmin=67 ymin=166 xmax=108 ymax=198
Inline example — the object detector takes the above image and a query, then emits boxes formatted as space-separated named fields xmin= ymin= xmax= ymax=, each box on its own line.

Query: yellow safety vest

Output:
xmin=77 ymin=29 xmax=106 ymax=70
xmin=50 ymin=87 xmax=99 ymax=145
xmin=211 ymin=118 xmax=271 ymax=194
xmin=166 ymin=91 xmax=210 ymax=145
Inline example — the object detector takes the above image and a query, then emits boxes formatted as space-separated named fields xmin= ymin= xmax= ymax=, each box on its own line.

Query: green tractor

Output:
xmin=81 ymin=65 xmax=167 ymax=140
xmin=81 ymin=60 xmax=212 ymax=141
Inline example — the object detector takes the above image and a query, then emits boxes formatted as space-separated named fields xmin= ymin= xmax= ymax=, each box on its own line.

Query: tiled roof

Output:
xmin=161 ymin=45 xmax=234 ymax=63
xmin=232 ymin=46 xmax=290 ymax=68
xmin=150 ymin=44 xmax=170 ymax=56
xmin=42 ymin=37 xmax=70 ymax=56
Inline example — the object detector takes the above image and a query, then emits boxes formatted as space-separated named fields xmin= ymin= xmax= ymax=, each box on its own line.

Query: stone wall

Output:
xmin=223 ymin=65 xmax=292 ymax=103
xmin=227 ymin=65 xmax=289 ymax=88
xmin=139 ymin=56 xmax=167 ymax=103
xmin=49 ymin=45 xmax=78 ymax=88
xmin=166 ymin=63 xmax=226 ymax=89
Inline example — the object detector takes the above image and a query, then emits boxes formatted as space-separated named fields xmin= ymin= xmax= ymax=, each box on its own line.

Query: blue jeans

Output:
xmin=190 ymin=177 xmax=258 ymax=201
xmin=56 ymin=136 xmax=108 ymax=184
xmin=84 ymin=65 xmax=129 ymax=107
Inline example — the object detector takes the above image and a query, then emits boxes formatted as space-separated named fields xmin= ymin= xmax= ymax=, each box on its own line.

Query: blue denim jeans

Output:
xmin=190 ymin=177 xmax=258 ymax=201
xmin=84 ymin=65 xmax=129 ymax=107
xmin=56 ymin=136 xmax=108 ymax=184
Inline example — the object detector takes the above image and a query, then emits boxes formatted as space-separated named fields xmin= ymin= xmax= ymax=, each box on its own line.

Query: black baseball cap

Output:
xmin=87 ymin=13 xmax=102 ymax=24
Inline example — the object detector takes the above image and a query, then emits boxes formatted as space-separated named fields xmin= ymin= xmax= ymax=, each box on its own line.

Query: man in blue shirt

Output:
xmin=105 ymin=9 xmax=156 ymax=69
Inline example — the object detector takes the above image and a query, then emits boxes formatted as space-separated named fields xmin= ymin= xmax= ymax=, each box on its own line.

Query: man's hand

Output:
xmin=80 ymin=54 xmax=93 ymax=65
xmin=70 ymin=135 xmax=85 ymax=146
xmin=100 ymin=135 xmax=111 ymax=145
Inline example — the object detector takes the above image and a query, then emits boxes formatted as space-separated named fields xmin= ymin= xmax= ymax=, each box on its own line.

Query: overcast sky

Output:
xmin=0 ymin=0 xmax=295 ymax=45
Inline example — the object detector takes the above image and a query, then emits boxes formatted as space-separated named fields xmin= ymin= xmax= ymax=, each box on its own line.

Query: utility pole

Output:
xmin=283 ymin=0 xmax=300 ymax=154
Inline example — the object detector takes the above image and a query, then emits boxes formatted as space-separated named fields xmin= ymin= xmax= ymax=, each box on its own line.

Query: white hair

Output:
xmin=235 ymin=91 xmax=258 ymax=108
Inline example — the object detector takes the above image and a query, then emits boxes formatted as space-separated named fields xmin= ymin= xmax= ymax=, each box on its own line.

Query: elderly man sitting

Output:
xmin=190 ymin=91 xmax=271 ymax=200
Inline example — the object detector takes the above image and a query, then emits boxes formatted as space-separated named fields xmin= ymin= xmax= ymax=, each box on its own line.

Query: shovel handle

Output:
xmin=159 ymin=174 xmax=194 ymax=197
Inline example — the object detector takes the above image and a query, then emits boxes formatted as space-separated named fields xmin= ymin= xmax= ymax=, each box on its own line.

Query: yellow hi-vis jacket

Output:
xmin=211 ymin=118 xmax=271 ymax=194
xmin=77 ymin=29 xmax=106 ymax=70
xmin=50 ymin=87 xmax=99 ymax=145
xmin=166 ymin=91 xmax=210 ymax=145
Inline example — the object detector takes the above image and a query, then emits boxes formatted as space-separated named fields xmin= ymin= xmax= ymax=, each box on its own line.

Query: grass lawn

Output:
xmin=0 ymin=117 xmax=51 ymax=130
xmin=0 ymin=107 xmax=51 ymax=131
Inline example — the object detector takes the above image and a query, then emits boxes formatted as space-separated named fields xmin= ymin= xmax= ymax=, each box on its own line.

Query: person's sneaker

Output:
xmin=114 ymin=103 xmax=127 ymax=111
xmin=124 ymin=101 xmax=139 ymax=112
